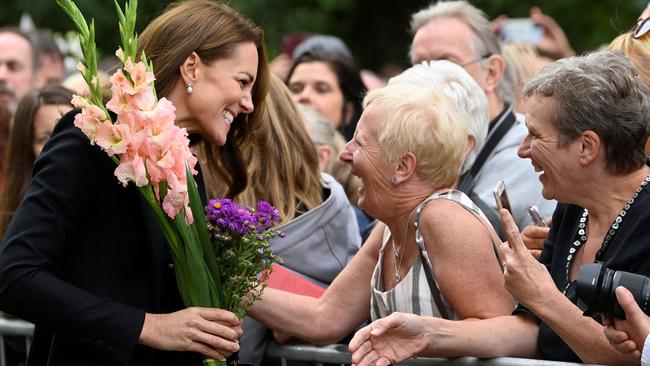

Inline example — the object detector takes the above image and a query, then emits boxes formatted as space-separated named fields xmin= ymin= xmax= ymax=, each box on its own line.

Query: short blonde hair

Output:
xmin=608 ymin=32 xmax=650 ymax=90
xmin=388 ymin=60 xmax=488 ymax=174
xmin=364 ymin=84 xmax=468 ymax=187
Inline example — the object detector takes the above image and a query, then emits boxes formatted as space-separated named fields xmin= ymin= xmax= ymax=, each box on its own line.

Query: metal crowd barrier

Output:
xmin=0 ymin=320 xmax=602 ymax=366
xmin=264 ymin=341 xmax=602 ymax=366
xmin=0 ymin=318 xmax=33 ymax=366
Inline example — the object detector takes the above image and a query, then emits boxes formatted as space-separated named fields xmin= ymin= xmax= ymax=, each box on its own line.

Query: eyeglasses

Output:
xmin=459 ymin=54 xmax=492 ymax=67
xmin=634 ymin=17 xmax=650 ymax=39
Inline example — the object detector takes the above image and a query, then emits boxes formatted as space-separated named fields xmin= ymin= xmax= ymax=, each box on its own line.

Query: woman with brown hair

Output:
xmin=206 ymin=75 xmax=361 ymax=365
xmin=0 ymin=1 xmax=269 ymax=365
xmin=0 ymin=85 xmax=74 ymax=241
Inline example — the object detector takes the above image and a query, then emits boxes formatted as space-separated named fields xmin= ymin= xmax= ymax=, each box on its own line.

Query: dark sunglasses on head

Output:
xmin=633 ymin=17 xmax=650 ymax=39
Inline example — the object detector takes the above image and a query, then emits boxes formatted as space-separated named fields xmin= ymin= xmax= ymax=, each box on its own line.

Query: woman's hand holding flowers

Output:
xmin=139 ymin=307 xmax=242 ymax=360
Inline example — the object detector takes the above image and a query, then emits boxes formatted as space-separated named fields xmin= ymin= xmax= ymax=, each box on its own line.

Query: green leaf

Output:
xmin=186 ymin=165 xmax=223 ymax=306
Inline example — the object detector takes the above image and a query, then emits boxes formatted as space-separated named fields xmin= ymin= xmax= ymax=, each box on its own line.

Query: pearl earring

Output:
xmin=186 ymin=82 xmax=193 ymax=95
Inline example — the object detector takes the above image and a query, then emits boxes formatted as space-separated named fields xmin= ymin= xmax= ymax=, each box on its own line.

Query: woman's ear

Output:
xmin=465 ymin=136 xmax=476 ymax=157
xmin=180 ymin=51 xmax=200 ymax=86
xmin=393 ymin=152 xmax=417 ymax=184
xmin=578 ymin=130 xmax=601 ymax=166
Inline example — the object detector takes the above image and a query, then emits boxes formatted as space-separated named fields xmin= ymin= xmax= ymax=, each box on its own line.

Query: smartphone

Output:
xmin=500 ymin=18 xmax=543 ymax=44
xmin=527 ymin=205 xmax=548 ymax=227
xmin=493 ymin=180 xmax=512 ymax=214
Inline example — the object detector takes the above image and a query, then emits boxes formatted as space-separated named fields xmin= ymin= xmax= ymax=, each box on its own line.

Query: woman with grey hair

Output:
xmin=245 ymin=82 xmax=513 ymax=350
xmin=350 ymin=51 xmax=650 ymax=366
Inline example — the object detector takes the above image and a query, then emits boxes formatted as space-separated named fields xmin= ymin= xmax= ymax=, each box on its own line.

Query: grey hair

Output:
xmin=524 ymin=51 xmax=650 ymax=175
xmin=388 ymin=60 xmax=489 ymax=174
xmin=299 ymin=104 xmax=343 ymax=150
xmin=409 ymin=1 xmax=514 ymax=105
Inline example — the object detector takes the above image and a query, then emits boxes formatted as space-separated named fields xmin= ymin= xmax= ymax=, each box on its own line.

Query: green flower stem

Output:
xmin=202 ymin=358 xmax=226 ymax=366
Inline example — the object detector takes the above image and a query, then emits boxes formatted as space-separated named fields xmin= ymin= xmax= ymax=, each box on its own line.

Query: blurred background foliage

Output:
xmin=0 ymin=0 xmax=646 ymax=73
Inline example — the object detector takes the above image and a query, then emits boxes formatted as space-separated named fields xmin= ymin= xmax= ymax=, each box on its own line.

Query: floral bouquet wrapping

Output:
xmin=57 ymin=0 xmax=282 ymax=364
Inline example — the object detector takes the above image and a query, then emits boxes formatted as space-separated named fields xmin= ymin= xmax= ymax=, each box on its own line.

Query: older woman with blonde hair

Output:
xmin=245 ymin=80 xmax=513 ymax=352
xmin=206 ymin=75 xmax=361 ymax=365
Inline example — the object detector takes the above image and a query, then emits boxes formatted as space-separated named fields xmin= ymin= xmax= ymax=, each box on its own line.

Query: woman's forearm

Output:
xmin=419 ymin=314 xmax=539 ymax=359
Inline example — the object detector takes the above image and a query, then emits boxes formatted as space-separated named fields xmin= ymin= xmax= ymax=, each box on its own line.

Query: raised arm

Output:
xmin=499 ymin=209 xmax=640 ymax=365
xmin=247 ymin=222 xmax=385 ymax=345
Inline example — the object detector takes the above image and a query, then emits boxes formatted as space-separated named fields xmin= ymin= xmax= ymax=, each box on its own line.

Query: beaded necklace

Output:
xmin=562 ymin=173 xmax=650 ymax=294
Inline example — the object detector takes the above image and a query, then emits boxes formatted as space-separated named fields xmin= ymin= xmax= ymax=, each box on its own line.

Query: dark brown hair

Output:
xmin=138 ymin=0 xmax=270 ymax=197
xmin=0 ymin=85 xmax=74 ymax=240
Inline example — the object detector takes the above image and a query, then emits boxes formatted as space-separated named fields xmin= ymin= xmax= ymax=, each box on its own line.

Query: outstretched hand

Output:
xmin=139 ymin=307 xmax=242 ymax=360
xmin=349 ymin=312 xmax=429 ymax=366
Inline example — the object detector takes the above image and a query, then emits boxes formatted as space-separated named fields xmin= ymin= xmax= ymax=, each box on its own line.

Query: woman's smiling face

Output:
xmin=339 ymin=102 xmax=393 ymax=215
xmin=180 ymin=42 xmax=258 ymax=146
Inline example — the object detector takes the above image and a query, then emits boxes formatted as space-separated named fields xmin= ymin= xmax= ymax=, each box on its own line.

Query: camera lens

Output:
xmin=611 ymin=270 xmax=650 ymax=319
xmin=576 ymin=263 xmax=650 ymax=319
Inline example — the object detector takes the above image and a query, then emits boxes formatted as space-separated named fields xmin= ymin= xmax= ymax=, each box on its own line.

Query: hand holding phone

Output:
xmin=527 ymin=205 xmax=548 ymax=227
xmin=493 ymin=180 xmax=512 ymax=214
xmin=500 ymin=18 xmax=543 ymax=43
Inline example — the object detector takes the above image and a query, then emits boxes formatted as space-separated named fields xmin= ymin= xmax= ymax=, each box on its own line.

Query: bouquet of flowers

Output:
xmin=206 ymin=199 xmax=283 ymax=318
xmin=57 ymin=0 xmax=282 ymax=364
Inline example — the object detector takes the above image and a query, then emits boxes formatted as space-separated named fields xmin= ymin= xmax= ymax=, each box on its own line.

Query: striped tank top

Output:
xmin=370 ymin=189 xmax=493 ymax=321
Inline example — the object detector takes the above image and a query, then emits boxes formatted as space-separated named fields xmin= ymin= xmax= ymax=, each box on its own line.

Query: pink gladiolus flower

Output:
xmin=71 ymin=95 xmax=90 ymax=109
xmin=95 ymin=121 xmax=131 ymax=156
xmin=124 ymin=58 xmax=155 ymax=91
xmin=163 ymin=173 xmax=192 ymax=224
xmin=115 ymin=48 xmax=125 ymax=63
xmin=130 ymin=86 xmax=157 ymax=112
xmin=73 ymin=103 xmax=108 ymax=143
xmin=144 ymin=98 xmax=176 ymax=132
xmin=107 ymin=70 xmax=134 ymax=113
xmin=115 ymin=152 xmax=148 ymax=187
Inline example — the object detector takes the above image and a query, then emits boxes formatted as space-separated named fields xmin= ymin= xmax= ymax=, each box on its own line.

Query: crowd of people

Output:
xmin=0 ymin=0 xmax=648 ymax=365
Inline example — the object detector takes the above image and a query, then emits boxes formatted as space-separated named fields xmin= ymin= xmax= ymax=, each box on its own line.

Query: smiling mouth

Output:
xmin=224 ymin=111 xmax=234 ymax=125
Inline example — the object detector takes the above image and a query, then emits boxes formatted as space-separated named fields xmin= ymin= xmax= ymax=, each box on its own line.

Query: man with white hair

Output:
xmin=408 ymin=1 xmax=554 ymax=233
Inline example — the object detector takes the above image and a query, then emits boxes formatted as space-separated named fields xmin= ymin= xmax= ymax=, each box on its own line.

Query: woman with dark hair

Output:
xmin=0 ymin=85 xmax=74 ymax=241
xmin=0 ymin=1 xmax=270 ymax=365
xmin=286 ymin=51 xmax=366 ymax=141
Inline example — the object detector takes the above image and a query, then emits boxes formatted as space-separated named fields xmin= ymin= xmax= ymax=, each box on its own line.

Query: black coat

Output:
xmin=0 ymin=110 xmax=202 ymax=365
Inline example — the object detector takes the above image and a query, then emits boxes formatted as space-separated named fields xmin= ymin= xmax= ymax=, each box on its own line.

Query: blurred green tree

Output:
xmin=0 ymin=0 xmax=645 ymax=73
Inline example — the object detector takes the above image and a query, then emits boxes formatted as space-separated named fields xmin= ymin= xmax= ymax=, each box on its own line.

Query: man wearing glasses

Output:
xmin=408 ymin=0 xmax=554 ymax=236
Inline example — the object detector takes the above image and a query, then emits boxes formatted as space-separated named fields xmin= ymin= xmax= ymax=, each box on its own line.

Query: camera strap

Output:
xmin=458 ymin=104 xmax=516 ymax=194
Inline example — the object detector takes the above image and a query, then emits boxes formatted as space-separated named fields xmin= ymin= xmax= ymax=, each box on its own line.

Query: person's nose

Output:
xmin=0 ymin=64 xmax=9 ymax=80
xmin=339 ymin=139 xmax=355 ymax=163
xmin=240 ymin=91 xmax=254 ymax=114
xmin=296 ymin=88 xmax=313 ymax=105
xmin=518 ymin=134 xmax=532 ymax=159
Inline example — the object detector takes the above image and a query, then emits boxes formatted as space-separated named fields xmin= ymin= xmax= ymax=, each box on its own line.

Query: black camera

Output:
xmin=575 ymin=263 xmax=650 ymax=319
